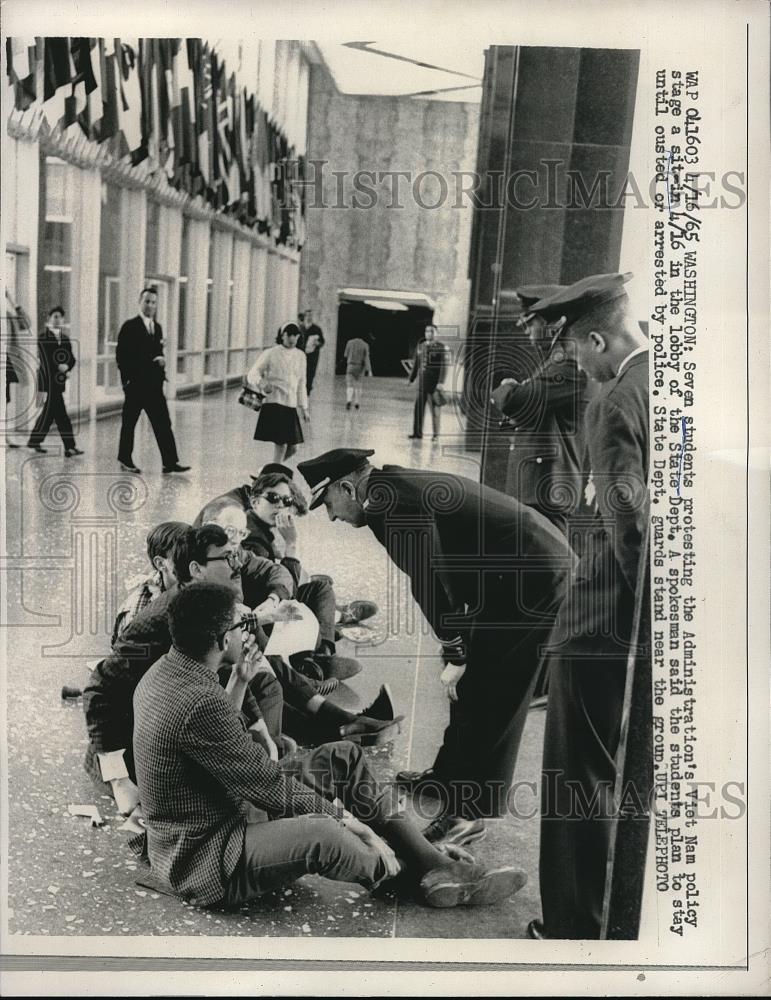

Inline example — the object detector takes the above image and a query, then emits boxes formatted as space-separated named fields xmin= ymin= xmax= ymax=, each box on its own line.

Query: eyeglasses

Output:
xmin=204 ymin=550 xmax=245 ymax=571
xmin=216 ymin=616 xmax=258 ymax=647
xmin=220 ymin=524 xmax=250 ymax=542
xmin=259 ymin=491 xmax=294 ymax=509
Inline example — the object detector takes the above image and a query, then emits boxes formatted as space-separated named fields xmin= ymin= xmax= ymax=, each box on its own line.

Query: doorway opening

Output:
xmin=335 ymin=290 xmax=435 ymax=377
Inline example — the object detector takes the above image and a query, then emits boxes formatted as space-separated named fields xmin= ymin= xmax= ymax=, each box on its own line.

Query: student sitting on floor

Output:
xmin=112 ymin=521 xmax=190 ymax=644
xmin=130 ymin=582 xmax=528 ymax=910
xmin=194 ymin=464 xmax=379 ymax=641
xmin=84 ymin=525 xmax=399 ymax=815
xmin=200 ymin=495 xmax=361 ymax=683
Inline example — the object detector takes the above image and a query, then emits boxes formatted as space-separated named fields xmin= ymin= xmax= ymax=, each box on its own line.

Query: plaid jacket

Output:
xmin=112 ymin=570 xmax=165 ymax=646
xmin=132 ymin=648 xmax=341 ymax=906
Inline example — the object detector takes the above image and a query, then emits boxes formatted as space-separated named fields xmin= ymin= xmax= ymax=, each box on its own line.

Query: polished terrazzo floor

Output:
xmin=3 ymin=374 xmax=545 ymax=940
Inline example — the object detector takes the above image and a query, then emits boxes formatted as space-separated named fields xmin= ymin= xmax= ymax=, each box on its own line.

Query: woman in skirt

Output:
xmin=247 ymin=323 xmax=309 ymax=463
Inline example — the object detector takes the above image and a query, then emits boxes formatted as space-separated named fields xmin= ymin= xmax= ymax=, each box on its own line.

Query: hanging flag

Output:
xmin=197 ymin=42 xmax=212 ymax=186
xmin=117 ymin=38 xmax=144 ymax=161
xmin=68 ymin=38 xmax=100 ymax=135
xmin=42 ymin=37 xmax=74 ymax=128
xmin=95 ymin=40 xmax=119 ymax=143
xmin=6 ymin=37 xmax=38 ymax=110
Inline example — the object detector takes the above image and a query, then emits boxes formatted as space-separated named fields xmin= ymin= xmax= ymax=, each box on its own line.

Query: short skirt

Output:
xmin=253 ymin=403 xmax=304 ymax=445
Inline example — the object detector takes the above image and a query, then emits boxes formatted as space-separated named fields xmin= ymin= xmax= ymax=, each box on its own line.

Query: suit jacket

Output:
xmin=363 ymin=465 xmax=575 ymax=644
xmin=116 ymin=315 xmax=166 ymax=391
xmin=36 ymin=326 xmax=76 ymax=393
xmin=491 ymin=348 xmax=594 ymax=519
xmin=132 ymin=648 xmax=340 ymax=906
xmin=550 ymin=352 xmax=649 ymax=657
xmin=409 ymin=339 xmax=447 ymax=389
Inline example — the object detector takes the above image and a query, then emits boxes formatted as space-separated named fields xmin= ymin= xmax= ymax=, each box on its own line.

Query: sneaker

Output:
xmin=314 ymin=653 xmax=362 ymax=681
xmin=360 ymin=683 xmax=395 ymax=721
xmin=308 ymin=676 xmax=339 ymax=696
xmin=419 ymin=860 xmax=527 ymax=908
xmin=422 ymin=814 xmax=487 ymax=847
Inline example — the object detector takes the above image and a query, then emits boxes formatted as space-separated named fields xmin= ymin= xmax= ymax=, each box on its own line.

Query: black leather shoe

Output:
xmin=360 ymin=683 xmax=395 ymax=721
xmin=119 ymin=461 xmax=141 ymax=474
xmin=407 ymin=433 xmax=422 ymax=440
xmin=28 ymin=444 xmax=47 ymax=453
xmin=162 ymin=463 xmax=191 ymax=473
xmin=527 ymin=919 xmax=548 ymax=940
xmin=65 ymin=447 xmax=84 ymax=457
xmin=423 ymin=814 xmax=487 ymax=847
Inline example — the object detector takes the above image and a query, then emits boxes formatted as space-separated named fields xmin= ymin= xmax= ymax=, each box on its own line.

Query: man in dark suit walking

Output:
xmin=525 ymin=273 xmax=650 ymax=940
xmin=27 ymin=305 xmax=83 ymax=457
xmin=116 ymin=287 xmax=189 ymax=474
xmin=298 ymin=448 xmax=576 ymax=848
xmin=408 ymin=324 xmax=448 ymax=440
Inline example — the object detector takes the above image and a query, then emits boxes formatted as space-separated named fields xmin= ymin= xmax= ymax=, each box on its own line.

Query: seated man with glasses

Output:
xmin=194 ymin=465 xmax=379 ymax=647
xmin=202 ymin=486 xmax=361 ymax=681
xmin=84 ymin=525 xmax=400 ymax=815
xmin=131 ymin=581 xmax=528 ymax=910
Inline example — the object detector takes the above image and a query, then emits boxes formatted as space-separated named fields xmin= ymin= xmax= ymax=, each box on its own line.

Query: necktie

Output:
xmin=148 ymin=320 xmax=154 ymax=336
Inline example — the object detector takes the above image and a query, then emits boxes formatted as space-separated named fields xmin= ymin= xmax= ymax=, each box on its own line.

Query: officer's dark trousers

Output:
xmin=118 ymin=385 xmax=179 ymax=467
xmin=432 ymin=574 xmax=566 ymax=819
xmin=538 ymin=654 xmax=627 ymax=939
xmin=28 ymin=390 xmax=76 ymax=450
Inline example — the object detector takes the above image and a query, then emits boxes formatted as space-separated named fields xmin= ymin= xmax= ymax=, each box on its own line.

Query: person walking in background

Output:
xmin=298 ymin=309 xmax=325 ymax=397
xmin=343 ymin=334 xmax=372 ymax=411
xmin=408 ymin=324 xmax=448 ymax=441
xmin=27 ymin=305 xmax=83 ymax=457
xmin=248 ymin=323 xmax=309 ymax=464
xmin=116 ymin=288 xmax=190 ymax=475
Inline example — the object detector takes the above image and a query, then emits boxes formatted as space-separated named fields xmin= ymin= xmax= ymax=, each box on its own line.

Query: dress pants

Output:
xmin=118 ymin=385 xmax=179 ymax=467
xmin=432 ymin=573 xmax=566 ymax=819
xmin=412 ymin=380 xmax=440 ymax=437
xmin=221 ymin=740 xmax=398 ymax=904
xmin=28 ymin=390 xmax=76 ymax=450
xmin=538 ymin=654 xmax=627 ymax=939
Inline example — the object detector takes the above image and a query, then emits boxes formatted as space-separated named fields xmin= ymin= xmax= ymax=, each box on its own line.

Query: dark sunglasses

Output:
xmin=259 ymin=491 xmax=294 ymax=508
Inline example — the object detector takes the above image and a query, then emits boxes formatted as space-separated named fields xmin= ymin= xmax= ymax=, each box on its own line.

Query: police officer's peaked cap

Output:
xmin=530 ymin=272 xmax=634 ymax=327
xmin=297 ymin=449 xmax=375 ymax=510
xmin=516 ymin=284 xmax=566 ymax=310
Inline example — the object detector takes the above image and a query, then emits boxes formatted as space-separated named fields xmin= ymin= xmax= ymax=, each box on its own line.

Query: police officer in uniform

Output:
xmin=297 ymin=448 xmax=575 ymax=848
xmin=491 ymin=285 xmax=594 ymax=533
xmin=526 ymin=273 xmax=650 ymax=940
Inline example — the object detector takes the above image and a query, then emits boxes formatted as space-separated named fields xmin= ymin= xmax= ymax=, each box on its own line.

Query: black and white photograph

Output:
xmin=0 ymin=0 xmax=768 ymax=996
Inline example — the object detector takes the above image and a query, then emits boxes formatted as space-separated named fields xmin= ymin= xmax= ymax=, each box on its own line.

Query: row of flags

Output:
xmin=5 ymin=37 xmax=305 ymax=246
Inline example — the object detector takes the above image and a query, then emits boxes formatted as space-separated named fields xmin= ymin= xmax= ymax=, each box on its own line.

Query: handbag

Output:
xmin=237 ymin=378 xmax=267 ymax=412
xmin=432 ymin=387 xmax=447 ymax=407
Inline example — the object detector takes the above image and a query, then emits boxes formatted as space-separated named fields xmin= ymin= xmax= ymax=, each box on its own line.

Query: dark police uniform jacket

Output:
xmin=362 ymin=465 xmax=574 ymax=646
xmin=491 ymin=346 xmax=593 ymax=522
xmin=548 ymin=351 xmax=649 ymax=658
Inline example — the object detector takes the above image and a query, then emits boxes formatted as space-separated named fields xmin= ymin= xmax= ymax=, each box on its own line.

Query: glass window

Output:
xmin=97 ymin=180 xmax=124 ymax=388
xmin=40 ymin=157 xmax=73 ymax=321
xmin=178 ymin=218 xmax=190 ymax=353
xmin=145 ymin=199 xmax=161 ymax=276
